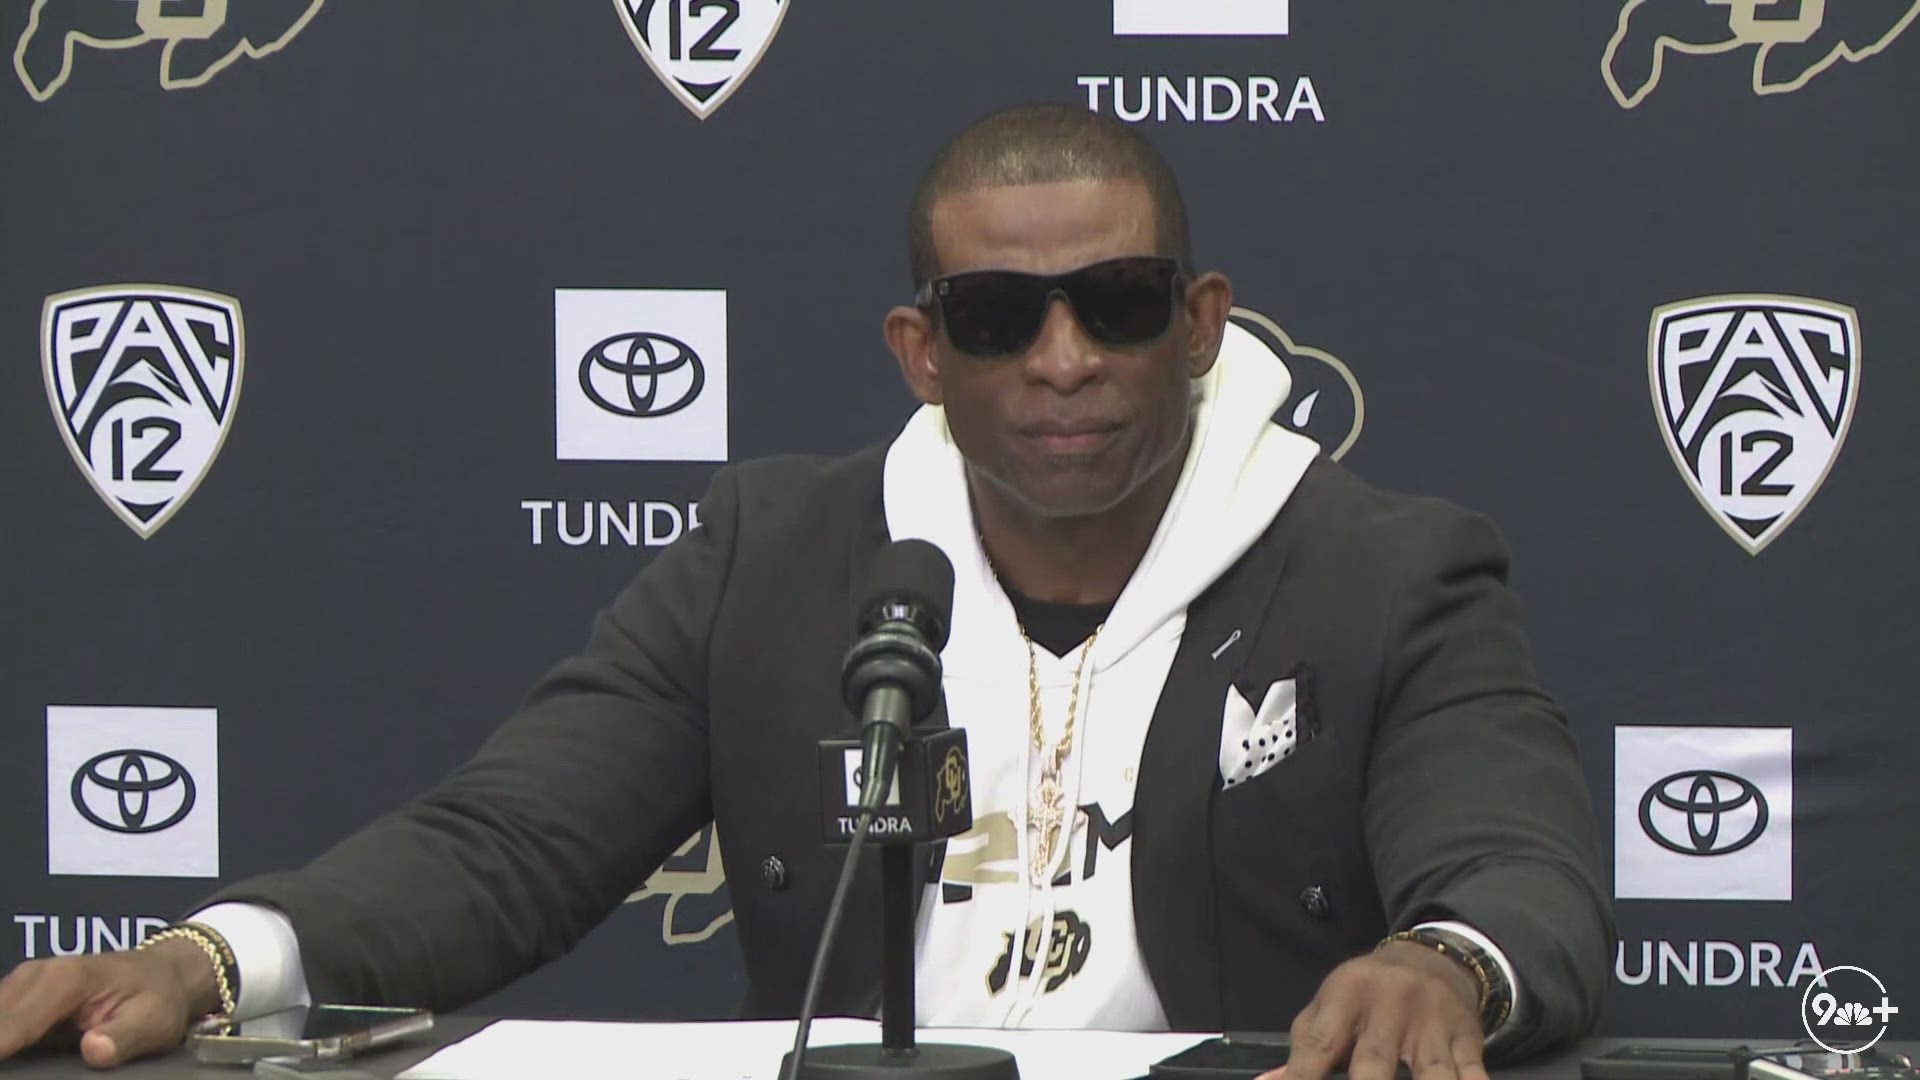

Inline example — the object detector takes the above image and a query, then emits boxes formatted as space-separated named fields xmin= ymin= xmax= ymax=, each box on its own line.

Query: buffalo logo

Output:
xmin=71 ymin=749 xmax=197 ymax=835
xmin=1649 ymin=294 xmax=1860 ymax=554
xmin=1230 ymin=307 xmax=1364 ymax=461
xmin=624 ymin=824 xmax=734 ymax=945
xmin=43 ymin=285 xmax=246 ymax=538
xmin=1638 ymin=769 xmax=1769 ymax=855
xmin=613 ymin=0 xmax=788 ymax=119
xmin=13 ymin=0 xmax=327 ymax=102
xmin=580 ymin=331 xmax=706 ymax=419
xmin=987 ymin=910 xmax=1092 ymax=995
xmin=1604 ymin=0 xmax=1920 ymax=108
xmin=933 ymin=747 xmax=969 ymax=825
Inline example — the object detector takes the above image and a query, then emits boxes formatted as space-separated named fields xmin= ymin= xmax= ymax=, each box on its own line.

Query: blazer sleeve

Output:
xmin=1360 ymin=505 xmax=1615 ymax=1060
xmin=193 ymin=465 xmax=743 ymax=1011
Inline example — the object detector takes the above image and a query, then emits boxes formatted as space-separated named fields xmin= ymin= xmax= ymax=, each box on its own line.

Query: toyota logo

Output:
xmin=1638 ymin=769 xmax=1768 ymax=856
xmin=71 ymin=749 xmax=197 ymax=834
xmin=578 ymin=331 xmax=705 ymax=418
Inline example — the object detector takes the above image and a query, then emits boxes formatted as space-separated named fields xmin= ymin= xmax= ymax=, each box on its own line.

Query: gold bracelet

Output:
xmin=1377 ymin=929 xmax=1498 ymax=1026
xmin=137 ymin=924 xmax=237 ymax=1019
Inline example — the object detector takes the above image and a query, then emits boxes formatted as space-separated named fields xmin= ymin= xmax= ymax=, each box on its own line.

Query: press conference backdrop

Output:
xmin=3 ymin=0 xmax=1915 ymax=1041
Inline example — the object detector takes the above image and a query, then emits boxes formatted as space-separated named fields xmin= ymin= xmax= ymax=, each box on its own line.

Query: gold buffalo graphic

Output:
xmin=13 ymin=0 xmax=326 ymax=101
xmin=625 ymin=825 xmax=735 ymax=946
xmin=1604 ymin=0 xmax=1919 ymax=107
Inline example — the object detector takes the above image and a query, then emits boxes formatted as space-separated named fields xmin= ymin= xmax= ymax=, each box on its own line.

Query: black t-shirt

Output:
xmin=1002 ymin=584 xmax=1115 ymax=658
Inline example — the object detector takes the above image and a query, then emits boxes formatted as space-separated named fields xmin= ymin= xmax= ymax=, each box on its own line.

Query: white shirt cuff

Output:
xmin=189 ymin=902 xmax=313 ymax=1018
xmin=1413 ymin=920 xmax=1522 ymax=1042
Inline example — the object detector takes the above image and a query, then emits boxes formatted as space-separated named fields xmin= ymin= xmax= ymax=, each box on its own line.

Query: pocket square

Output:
xmin=1219 ymin=678 xmax=1301 ymax=790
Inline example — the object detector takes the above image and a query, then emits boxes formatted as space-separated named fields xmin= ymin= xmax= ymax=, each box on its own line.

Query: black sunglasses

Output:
xmin=915 ymin=255 xmax=1187 ymax=359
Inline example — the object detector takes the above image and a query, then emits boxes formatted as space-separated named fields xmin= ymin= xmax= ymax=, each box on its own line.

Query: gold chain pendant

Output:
xmin=1024 ymin=624 xmax=1102 ymax=885
xmin=982 ymin=533 xmax=1108 ymax=889
xmin=1029 ymin=771 xmax=1067 ymax=881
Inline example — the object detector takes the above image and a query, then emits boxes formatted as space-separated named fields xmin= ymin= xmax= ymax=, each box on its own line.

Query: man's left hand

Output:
xmin=1260 ymin=939 xmax=1488 ymax=1080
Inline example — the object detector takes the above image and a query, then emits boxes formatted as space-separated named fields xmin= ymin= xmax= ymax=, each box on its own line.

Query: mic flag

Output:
xmin=817 ymin=730 xmax=973 ymax=844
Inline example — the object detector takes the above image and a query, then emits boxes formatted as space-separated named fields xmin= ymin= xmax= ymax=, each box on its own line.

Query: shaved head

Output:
xmin=907 ymin=104 xmax=1193 ymax=288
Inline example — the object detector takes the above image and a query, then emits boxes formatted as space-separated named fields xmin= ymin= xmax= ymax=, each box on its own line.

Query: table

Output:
xmin=1 ymin=1025 xmax=1909 ymax=1080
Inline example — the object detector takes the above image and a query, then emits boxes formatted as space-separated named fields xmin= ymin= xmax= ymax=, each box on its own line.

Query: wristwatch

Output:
xmin=1377 ymin=926 xmax=1514 ymax=1035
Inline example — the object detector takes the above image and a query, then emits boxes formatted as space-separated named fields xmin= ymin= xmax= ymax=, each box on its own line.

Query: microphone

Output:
xmin=782 ymin=540 xmax=1017 ymax=1079
xmin=843 ymin=539 xmax=953 ymax=819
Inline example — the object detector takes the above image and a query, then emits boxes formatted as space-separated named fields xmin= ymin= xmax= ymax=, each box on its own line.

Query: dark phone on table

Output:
xmin=1581 ymin=1045 xmax=1758 ymax=1080
xmin=1579 ymin=1045 xmax=1905 ymax=1080
xmin=189 ymin=1004 xmax=433 ymax=1065
xmin=1152 ymin=1033 xmax=1414 ymax=1080
xmin=1748 ymin=1048 xmax=1920 ymax=1080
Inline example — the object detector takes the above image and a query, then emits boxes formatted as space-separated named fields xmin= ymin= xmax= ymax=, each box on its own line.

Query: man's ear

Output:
xmin=1181 ymin=271 xmax=1233 ymax=379
xmin=885 ymin=304 xmax=943 ymax=406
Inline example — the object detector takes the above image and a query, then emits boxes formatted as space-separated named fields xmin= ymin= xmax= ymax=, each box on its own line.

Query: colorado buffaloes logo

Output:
xmin=13 ymin=0 xmax=327 ymax=102
xmin=43 ymin=285 xmax=245 ymax=539
xmin=624 ymin=825 xmax=734 ymax=945
xmin=987 ymin=910 xmax=1092 ymax=995
xmin=613 ymin=0 xmax=788 ymax=119
xmin=933 ymin=747 xmax=969 ymax=825
xmin=1603 ymin=0 xmax=1920 ymax=108
xmin=1230 ymin=307 xmax=1364 ymax=461
xmin=1649 ymin=294 xmax=1860 ymax=555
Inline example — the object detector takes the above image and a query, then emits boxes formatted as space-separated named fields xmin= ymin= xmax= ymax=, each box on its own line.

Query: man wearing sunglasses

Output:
xmin=0 ymin=105 xmax=1610 ymax=1080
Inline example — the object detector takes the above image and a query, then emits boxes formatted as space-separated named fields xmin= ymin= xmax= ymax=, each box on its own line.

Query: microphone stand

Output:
xmin=788 ymin=546 xmax=1016 ymax=1079
xmin=878 ymin=844 xmax=919 ymax=1055
xmin=784 ymin=730 xmax=1019 ymax=1080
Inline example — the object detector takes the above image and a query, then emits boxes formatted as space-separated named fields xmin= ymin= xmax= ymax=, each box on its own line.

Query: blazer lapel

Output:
xmin=1132 ymin=528 xmax=1291 ymax=1030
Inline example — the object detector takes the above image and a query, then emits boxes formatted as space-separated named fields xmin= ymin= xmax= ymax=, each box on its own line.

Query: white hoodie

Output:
xmin=883 ymin=325 xmax=1321 ymax=1028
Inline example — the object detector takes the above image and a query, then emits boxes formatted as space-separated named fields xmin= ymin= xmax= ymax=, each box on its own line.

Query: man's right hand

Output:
xmin=0 ymin=936 xmax=222 ymax=1068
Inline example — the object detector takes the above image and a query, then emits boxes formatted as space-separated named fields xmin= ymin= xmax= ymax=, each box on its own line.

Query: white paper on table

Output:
xmin=396 ymin=1018 xmax=878 ymax=1080
xmin=395 ymin=1018 xmax=1212 ymax=1080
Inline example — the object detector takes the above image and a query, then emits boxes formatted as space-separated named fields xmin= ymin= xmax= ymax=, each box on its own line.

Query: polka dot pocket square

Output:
xmin=1219 ymin=678 xmax=1301 ymax=791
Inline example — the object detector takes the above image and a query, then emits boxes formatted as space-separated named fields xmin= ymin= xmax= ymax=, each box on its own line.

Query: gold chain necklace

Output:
xmin=1024 ymin=622 xmax=1102 ymax=884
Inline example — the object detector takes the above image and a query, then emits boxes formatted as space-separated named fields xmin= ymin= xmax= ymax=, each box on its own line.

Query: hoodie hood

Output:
xmin=883 ymin=321 xmax=1321 ymax=676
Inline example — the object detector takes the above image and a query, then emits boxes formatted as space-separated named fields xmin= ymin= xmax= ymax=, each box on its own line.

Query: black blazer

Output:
xmin=205 ymin=448 xmax=1614 ymax=1058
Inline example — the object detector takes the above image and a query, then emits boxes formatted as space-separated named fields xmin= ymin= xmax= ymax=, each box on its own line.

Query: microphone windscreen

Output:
xmin=860 ymin=539 xmax=956 ymax=649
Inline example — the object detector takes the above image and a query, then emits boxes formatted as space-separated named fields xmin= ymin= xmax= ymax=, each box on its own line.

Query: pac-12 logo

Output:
xmin=42 ymin=286 xmax=246 ymax=539
xmin=1648 ymin=295 xmax=1859 ymax=555
xmin=612 ymin=0 xmax=787 ymax=119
